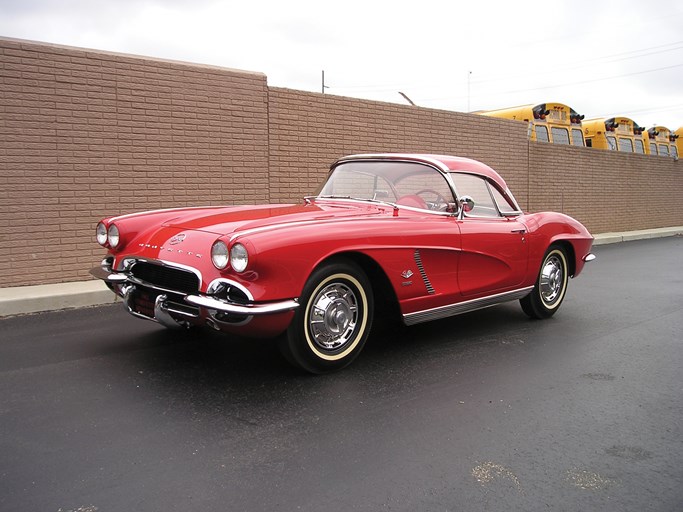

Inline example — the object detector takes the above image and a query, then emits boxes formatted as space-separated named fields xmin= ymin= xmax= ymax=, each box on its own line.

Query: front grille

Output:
xmin=129 ymin=261 xmax=200 ymax=294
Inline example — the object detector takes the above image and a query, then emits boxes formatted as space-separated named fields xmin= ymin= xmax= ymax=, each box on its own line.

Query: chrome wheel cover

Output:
xmin=308 ymin=282 xmax=359 ymax=351
xmin=540 ymin=254 xmax=564 ymax=304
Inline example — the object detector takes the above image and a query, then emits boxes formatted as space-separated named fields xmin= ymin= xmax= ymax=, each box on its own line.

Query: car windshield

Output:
xmin=316 ymin=161 xmax=455 ymax=212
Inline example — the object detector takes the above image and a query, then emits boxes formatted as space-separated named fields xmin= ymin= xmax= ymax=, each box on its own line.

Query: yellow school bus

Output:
xmin=675 ymin=127 xmax=683 ymax=159
xmin=478 ymin=102 xmax=585 ymax=146
xmin=583 ymin=117 xmax=648 ymax=154
xmin=647 ymin=126 xmax=678 ymax=158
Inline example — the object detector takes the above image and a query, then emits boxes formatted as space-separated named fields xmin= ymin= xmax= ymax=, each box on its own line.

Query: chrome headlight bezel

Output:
xmin=107 ymin=223 xmax=120 ymax=248
xmin=230 ymin=243 xmax=249 ymax=273
xmin=211 ymin=240 xmax=229 ymax=270
xmin=96 ymin=222 xmax=108 ymax=246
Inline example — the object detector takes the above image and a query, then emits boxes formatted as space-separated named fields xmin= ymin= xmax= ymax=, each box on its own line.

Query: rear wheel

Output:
xmin=520 ymin=245 xmax=569 ymax=319
xmin=279 ymin=259 xmax=373 ymax=374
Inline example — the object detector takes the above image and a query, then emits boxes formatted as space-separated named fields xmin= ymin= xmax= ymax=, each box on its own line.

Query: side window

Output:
xmin=490 ymin=186 xmax=519 ymax=215
xmin=672 ymin=145 xmax=679 ymax=159
xmin=607 ymin=136 xmax=617 ymax=151
xmin=451 ymin=173 xmax=500 ymax=218
xmin=650 ymin=142 xmax=657 ymax=154
xmin=535 ymin=125 xmax=549 ymax=143
xmin=634 ymin=139 xmax=645 ymax=154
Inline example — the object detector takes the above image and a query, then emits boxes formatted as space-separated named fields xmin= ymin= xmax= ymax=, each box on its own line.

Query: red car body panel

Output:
xmin=91 ymin=154 xmax=594 ymax=338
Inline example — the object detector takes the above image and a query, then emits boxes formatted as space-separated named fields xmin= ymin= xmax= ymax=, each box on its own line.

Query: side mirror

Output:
xmin=458 ymin=195 xmax=474 ymax=219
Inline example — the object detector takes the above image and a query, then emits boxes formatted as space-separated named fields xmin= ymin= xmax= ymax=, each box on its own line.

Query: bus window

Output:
xmin=607 ymin=136 xmax=617 ymax=151
xmin=535 ymin=125 xmax=549 ymax=142
xmin=618 ymin=138 xmax=633 ymax=152
xmin=571 ymin=128 xmax=585 ymax=146
xmin=551 ymin=127 xmax=570 ymax=144
xmin=672 ymin=145 xmax=679 ymax=159
xmin=634 ymin=139 xmax=645 ymax=154
xmin=649 ymin=142 xmax=657 ymax=154
xmin=658 ymin=144 xmax=669 ymax=156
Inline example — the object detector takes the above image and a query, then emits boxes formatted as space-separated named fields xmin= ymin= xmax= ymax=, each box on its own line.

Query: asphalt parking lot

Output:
xmin=1 ymin=237 xmax=681 ymax=512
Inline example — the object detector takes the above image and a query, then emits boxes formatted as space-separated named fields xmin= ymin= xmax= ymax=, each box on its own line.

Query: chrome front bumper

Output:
xmin=90 ymin=264 xmax=299 ymax=328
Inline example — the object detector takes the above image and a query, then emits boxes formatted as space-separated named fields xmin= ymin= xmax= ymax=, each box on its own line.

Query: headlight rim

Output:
xmin=211 ymin=240 xmax=229 ymax=270
xmin=107 ymin=223 xmax=120 ymax=248
xmin=230 ymin=243 xmax=249 ymax=273
xmin=96 ymin=222 xmax=108 ymax=247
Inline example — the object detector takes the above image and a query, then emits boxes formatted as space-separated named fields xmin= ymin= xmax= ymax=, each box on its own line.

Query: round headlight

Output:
xmin=230 ymin=243 xmax=249 ymax=273
xmin=107 ymin=224 xmax=120 ymax=248
xmin=211 ymin=240 xmax=229 ymax=269
xmin=96 ymin=222 xmax=108 ymax=246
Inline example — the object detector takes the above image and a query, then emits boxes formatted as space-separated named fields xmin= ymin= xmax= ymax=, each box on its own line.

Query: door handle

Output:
xmin=511 ymin=228 xmax=527 ymax=234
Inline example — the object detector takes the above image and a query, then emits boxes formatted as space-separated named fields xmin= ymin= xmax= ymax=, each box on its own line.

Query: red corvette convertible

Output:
xmin=91 ymin=154 xmax=594 ymax=373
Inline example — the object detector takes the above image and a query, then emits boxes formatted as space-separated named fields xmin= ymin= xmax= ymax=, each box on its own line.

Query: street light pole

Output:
xmin=322 ymin=70 xmax=330 ymax=94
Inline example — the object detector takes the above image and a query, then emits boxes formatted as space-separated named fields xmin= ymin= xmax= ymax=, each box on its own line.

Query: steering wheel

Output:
xmin=415 ymin=189 xmax=448 ymax=210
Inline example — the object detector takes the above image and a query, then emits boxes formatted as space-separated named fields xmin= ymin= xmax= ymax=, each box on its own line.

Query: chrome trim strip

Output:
xmin=184 ymin=295 xmax=299 ymax=315
xmin=583 ymin=253 xmax=596 ymax=262
xmin=403 ymin=286 xmax=534 ymax=326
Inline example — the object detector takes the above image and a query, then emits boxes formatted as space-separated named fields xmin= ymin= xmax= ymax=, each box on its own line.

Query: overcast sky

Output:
xmin=1 ymin=0 xmax=682 ymax=129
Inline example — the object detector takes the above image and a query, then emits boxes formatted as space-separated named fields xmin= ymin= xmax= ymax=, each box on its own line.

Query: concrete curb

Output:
xmin=592 ymin=226 xmax=683 ymax=246
xmin=0 ymin=280 xmax=118 ymax=317
xmin=1 ymin=226 xmax=681 ymax=318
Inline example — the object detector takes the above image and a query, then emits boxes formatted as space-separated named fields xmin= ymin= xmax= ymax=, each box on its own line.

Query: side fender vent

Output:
xmin=413 ymin=250 xmax=435 ymax=295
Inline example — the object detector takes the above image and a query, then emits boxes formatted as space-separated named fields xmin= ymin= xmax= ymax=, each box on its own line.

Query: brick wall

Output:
xmin=527 ymin=144 xmax=682 ymax=233
xmin=0 ymin=38 xmax=269 ymax=287
xmin=1 ymin=38 xmax=681 ymax=288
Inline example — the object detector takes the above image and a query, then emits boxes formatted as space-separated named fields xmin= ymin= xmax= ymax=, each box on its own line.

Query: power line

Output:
xmin=324 ymin=40 xmax=683 ymax=96
xmin=421 ymin=63 xmax=683 ymax=103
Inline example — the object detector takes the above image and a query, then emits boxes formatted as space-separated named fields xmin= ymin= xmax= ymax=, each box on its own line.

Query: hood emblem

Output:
xmin=169 ymin=233 xmax=186 ymax=245
xmin=401 ymin=270 xmax=414 ymax=279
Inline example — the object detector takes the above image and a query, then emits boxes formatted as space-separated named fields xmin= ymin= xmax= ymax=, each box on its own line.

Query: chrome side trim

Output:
xmin=403 ymin=286 xmax=534 ymax=326
xmin=184 ymin=295 xmax=299 ymax=315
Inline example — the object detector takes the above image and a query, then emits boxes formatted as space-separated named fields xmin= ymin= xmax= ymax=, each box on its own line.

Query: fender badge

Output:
xmin=401 ymin=270 xmax=414 ymax=279
xmin=169 ymin=233 xmax=186 ymax=245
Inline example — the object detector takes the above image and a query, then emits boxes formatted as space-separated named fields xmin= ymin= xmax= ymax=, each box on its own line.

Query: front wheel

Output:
xmin=520 ymin=245 xmax=569 ymax=319
xmin=279 ymin=259 xmax=374 ymax=373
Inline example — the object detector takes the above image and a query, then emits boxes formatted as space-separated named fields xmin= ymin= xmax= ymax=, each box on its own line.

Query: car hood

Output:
xmin=160 ymin=202 xmax=383 ymax=236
